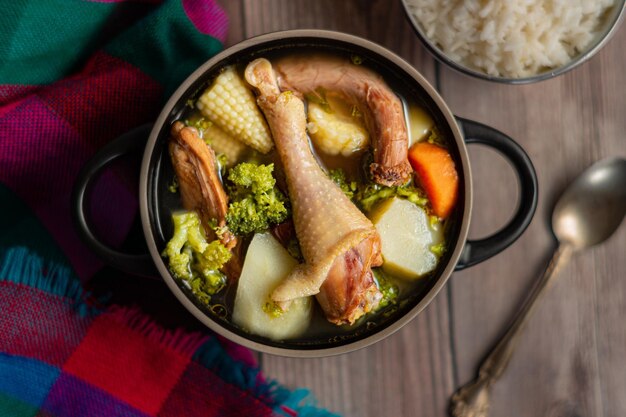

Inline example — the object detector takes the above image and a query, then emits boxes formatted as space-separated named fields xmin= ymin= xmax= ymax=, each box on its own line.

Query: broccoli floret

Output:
xmin=328 ymin=169 xmax=358 ymax=199
xmin=430 ymin=241 xmax=447 ymax=258
xmin=162 ymin=213 xmax=196 ymax=280
xmin=194 ymin=240 xmax=231 ymax=276
xmin=372 ymin=268 xmax=399 ymax=310
xmin=228 ymin=161 xmax=275 ymax=194
xmin=226 ymin=162 xmax=289 ymax=235
xmin=161 ymin=211 xmax=231 ymax=304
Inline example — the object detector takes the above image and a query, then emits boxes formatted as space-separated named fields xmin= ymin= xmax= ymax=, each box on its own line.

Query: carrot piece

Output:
xmin=408 ymin=142 xmax=459 ymax=219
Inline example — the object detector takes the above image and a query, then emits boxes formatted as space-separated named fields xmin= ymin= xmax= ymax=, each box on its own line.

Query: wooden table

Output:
xmin=219 ymin=1 xmax=626 ymax=416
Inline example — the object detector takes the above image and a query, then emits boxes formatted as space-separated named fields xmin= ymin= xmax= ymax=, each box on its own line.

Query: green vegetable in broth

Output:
xmin=356 ymin=182 xmax=429 ymax=212
xmin=328 ymin=169 xmax=358 ymax=199
xmin=168 ymin=176 xmax=179 ymax=193
xmin=262 ymin=300 xmax=285 ymax=319
xmin=185 ymin=114 xmax=213 ymax=133
xmin=161 ymin=211 xmax=231 ymax=304
xmin=373 ymin=268 xmax=399 ymax=310
xmin=430 ymin=241 xmax=447 ymax=258
xmin=328 ymin=167 xmax=429 ymax=213
xmin=226 ymin=162 xmax=289 ymax=235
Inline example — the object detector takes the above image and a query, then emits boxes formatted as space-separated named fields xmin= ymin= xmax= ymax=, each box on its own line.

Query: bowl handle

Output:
xmin=71 ymin=124 xmax=159 ymax=278
xmin=454 ymin=117 xmax=538 ymax=270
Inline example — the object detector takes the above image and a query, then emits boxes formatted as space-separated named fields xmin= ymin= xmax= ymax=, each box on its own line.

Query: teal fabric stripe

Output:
xmin=0 ymin=247 xmax=80 ymax=302
xmin=0 ymin=392 xmax=38 ymax=417
xmin=0 ymin=354 xmax=60 ymax=411
xmin=192 ymin=338 xmax=264 ymax=395
xmin=0 ymin=0 xmax=115 ymax=84
xmin=0 ymin=247 xmax=98 ymax=317
xmin=105 ymin=0 xmax=223 ymax=96
xmin=192 ymin=340 xmax=339 ymax=417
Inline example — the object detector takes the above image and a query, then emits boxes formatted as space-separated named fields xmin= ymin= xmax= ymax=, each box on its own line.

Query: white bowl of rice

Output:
xmin=402 ymin=0 xmax=625 ymax=83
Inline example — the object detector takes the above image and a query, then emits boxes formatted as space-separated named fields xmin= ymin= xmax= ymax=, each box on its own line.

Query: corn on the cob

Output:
xmin=307 ymin=96 xmax=369 ymax=156
xmin=203 ymin=122 xmax=249 ymax=167
xmin=197 ymin=67 xmax=273 ymax=154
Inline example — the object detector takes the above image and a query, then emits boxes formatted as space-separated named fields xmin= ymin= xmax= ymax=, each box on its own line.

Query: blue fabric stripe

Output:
xmin=0 ymin=353 xmax=60 ymax=408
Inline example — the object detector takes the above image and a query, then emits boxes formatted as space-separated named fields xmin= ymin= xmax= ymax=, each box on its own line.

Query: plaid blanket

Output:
xmin=0 ymin=1 xmax=337 ymax=416
xmin=0 ymin=245 xmax=335 ymax=417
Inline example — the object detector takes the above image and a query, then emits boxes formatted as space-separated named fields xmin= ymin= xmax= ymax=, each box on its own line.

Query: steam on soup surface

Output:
xmin=161 ymin=51 xmax=459 ymax=342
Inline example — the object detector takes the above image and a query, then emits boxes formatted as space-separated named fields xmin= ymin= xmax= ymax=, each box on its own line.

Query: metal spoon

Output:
xmin=450 ymin=157 xmax=626 ymax=417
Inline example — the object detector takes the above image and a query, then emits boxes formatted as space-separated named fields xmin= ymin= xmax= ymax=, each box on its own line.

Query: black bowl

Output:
xmin=73 ymin=30 xmax=538 ymax=356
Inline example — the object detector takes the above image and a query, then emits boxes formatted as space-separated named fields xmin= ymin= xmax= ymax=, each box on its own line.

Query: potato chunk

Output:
xmin=232 ymin=233 xmax=312 ymax=340
xmin=370 ymin=198 xmax=443 ymax=280
xmin=307 ymin=96 xmax=369 ymax=156
xmin=407 ymin=106 xmax=434 ymax=147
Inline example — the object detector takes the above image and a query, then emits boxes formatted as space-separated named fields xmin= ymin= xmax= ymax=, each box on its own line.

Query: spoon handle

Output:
xmin=450 ymin=243 xmax=573 ymax=417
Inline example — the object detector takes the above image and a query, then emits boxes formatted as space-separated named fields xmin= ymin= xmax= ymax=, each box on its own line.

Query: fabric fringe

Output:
xmin=193 ymin=339 xmax=339 ymax=417
xmin=107 ymin=305 xmax=208 ymax=357
xmin=0 ymin=246 xmax=96 ymax=316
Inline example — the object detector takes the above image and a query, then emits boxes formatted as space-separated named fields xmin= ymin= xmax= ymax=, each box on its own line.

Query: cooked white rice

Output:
xmin=406 ymin=0 xmax=616 ymax=78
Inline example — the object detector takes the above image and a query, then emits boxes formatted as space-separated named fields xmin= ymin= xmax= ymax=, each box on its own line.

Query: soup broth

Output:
xmin=158 ymin=48 xmax=460 ymax=347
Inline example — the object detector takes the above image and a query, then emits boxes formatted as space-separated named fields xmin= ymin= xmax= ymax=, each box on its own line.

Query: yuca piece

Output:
xmin=196 ymin=66 xmax=273 ymax=153
xmin=232 ymin=233 xmax=312 ymax=341
xmin=370 ymin=198 xmax=443 ymax=279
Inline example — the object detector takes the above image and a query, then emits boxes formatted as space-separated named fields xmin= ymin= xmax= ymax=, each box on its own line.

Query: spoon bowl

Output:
xmin=553 ymin=157 xmax=626 ymax=250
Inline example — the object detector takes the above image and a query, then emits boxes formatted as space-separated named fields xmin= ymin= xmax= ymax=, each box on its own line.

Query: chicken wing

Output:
xmin=169 ymin=121 xmax=237 ymax=250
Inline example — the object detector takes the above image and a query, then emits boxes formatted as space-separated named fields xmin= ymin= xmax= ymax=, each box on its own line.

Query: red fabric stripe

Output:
xmin=63 ymin=311 xmax=191 ymax=416
xmin=37 ymin=51 xmax=162 ymax=149
xmin=181 ymin=0 xmax=228 ymax=42
xmin=0 ymin=282 xmax=91 ymax=367
xmin=0 ymin=99 xmax=129 ymax=279
xmin=0 ymin=84 xmax=39 ymax=107
xmin=157 ymin=361 xmax=275 ymax=417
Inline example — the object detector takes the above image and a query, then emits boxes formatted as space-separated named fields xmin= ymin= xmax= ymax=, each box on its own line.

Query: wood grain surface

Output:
xmin=219 ymin=1 xmax=626 ymax=416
